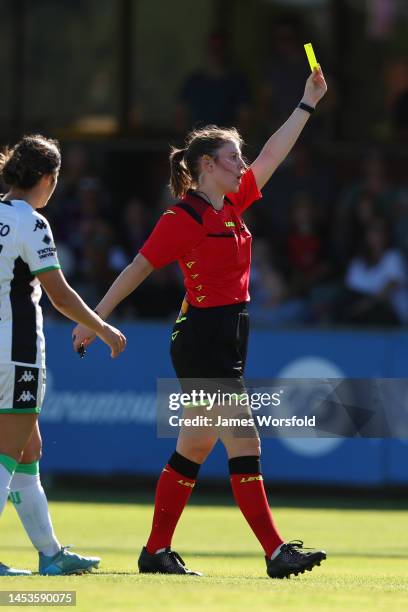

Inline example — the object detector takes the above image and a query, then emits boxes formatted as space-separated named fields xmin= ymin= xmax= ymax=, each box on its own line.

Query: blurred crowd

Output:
xmin=35 ymin=139 xmax=408 ymax=329
xmin=3 ymin=17 xmax=408 ymax=328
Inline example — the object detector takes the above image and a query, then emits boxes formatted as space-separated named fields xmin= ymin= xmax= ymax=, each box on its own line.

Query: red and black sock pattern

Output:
xmin=146 ymin=451 xmax=200 ymax=554
xmin=229 ymin=456 xmax=284 ymax=558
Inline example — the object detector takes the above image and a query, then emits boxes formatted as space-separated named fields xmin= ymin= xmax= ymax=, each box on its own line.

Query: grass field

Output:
xmin=0 ymin=491 xmax=407 ymax=611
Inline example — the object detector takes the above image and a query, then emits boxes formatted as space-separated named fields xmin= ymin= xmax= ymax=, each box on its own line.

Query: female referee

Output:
xmin=73 ymin=66 xmax=327 ymax=579
xmin=0 ymin=135 xmax=126 ymax=576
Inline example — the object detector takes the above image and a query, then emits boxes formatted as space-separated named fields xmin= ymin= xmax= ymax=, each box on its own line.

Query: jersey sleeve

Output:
xmin=18 ymin=212 xmax=60 ymax=275
xmin=140 ymin=207 xmax=206 ymax=268
xmin=225 ymin=168 xmax=262 ymax=215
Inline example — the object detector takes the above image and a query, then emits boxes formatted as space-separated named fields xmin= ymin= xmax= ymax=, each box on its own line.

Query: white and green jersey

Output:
xmin=0 ymin=198 xmax=60 ymax=367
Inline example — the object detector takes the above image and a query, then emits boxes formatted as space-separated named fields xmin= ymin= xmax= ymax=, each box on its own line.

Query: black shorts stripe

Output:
xmin=13 ymin=366 xmax=39 ymax=409
xmin=10 ymin=257 xmax=37 ymax=364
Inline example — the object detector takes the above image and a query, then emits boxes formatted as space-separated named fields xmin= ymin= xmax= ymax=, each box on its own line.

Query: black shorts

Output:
xmin=170 ymin=301 xmax=249 ymax=394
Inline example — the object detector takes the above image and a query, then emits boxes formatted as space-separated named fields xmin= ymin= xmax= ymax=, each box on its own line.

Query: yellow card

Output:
xmin=304 ymin=42 xmax=319 ymax=71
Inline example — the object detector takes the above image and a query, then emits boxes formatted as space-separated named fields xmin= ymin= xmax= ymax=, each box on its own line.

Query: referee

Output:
xmin=73 ymin=66 xmax=328 ymax=579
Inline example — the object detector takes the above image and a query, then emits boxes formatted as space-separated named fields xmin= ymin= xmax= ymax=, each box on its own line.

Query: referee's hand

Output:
xmin=302 ymin=65 xmax=327 ymax=107
xmin=72 ymin=323 xmax=126 ymax=359
xmin=99 ymin=323 xmax=127 ymax=358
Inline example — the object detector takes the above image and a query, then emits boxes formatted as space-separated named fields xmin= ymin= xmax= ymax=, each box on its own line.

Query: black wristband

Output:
xmin=298 ymin=102 xmax=315 ymax=114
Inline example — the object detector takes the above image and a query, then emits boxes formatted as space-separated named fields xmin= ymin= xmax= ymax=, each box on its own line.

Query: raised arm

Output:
xmin=250 ymin=66 xmax=327 ymax=191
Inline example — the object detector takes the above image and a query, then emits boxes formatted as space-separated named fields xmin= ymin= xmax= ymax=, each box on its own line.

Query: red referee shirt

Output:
xmin=140 ymin=169 xmax=262 ymax=308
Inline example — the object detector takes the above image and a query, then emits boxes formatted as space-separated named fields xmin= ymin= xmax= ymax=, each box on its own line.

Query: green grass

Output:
xmin=1 ymin=493 xmax=407 ymax=611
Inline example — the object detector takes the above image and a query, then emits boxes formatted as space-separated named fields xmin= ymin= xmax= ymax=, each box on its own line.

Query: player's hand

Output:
xmin=97 ymin=323 xmax=127 ymax=358
xmin=302 ymin=65 xmax=327 ymax=107
xmin=72 ymin=323 xmax=96 ymax=356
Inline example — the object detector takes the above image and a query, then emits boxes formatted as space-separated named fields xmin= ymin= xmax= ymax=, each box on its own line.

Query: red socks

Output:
xmin=145 ymin=452 xmax=283 ymax=558
xmin=229 ymin=456 xmax=284 ymax=558
xmin=146 ymin=452 xmax=200 ymax=553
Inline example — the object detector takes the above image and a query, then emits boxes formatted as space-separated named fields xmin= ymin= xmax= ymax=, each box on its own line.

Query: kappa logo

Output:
xmin=18 ymin=370 xmax=35 ymax=383
xmin=34 ymin=219 xmax=47 ymax=232
xmin=186 ymin=261 xmax=195 ymax=269
xmin=196 ymin=296 xmax=206 ymax=303
xmin=177 ymin=479 xmax=195 ymax=488
xmin=16 ymin=391 xmax=36 ymax=402
xmin=240 ymin=475 xmax=263 ymax=484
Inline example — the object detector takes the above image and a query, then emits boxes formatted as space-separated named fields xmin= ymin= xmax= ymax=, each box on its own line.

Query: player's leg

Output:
xmin=14 ymin=426 xmax=100 ymax=575
xmin=9 ymin=422 xmax=61 ymax=558
xmin=0 ymin=410 xmax=38 ymax=576
xmin=7 ymin=366 xmax=100 ymax=576
xmin=220 ymin=418 xmax=326 ymax=578
xmin=139 ymin=416 xmax=217 ymax=575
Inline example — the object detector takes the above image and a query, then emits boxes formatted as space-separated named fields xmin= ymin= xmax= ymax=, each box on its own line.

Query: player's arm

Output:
xmin=71 ymin=254 xmax=153 ymax=351
xmin=38 ymin=268 xmax=126 ymax=358
xmin=250 ymin=67 xmax=327 ymax=191
xmin=72 ymin=208 xmax=205 ymax=352
xmin=92 ymin=253 xmax=153 ymax=320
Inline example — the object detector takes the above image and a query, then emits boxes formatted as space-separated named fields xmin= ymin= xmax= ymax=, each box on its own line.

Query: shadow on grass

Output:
xmin=1 ymin=546 xmax=407 ymax=561
xmin=43 ymin=475 xmax=408 ymax=511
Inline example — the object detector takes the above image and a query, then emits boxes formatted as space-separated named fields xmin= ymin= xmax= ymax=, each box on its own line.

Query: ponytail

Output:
xmin=169 ymin=125 xmax=244 ymax=200
xmin=169 ymin=147 xmax=192 ymax=199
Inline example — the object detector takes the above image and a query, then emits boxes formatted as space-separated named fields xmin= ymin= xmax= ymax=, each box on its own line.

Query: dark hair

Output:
xmin=0 ymin=134 xmax=61 ymax=189
xmin=360 ymin=216 xmax=391 ymax=263
xmin=169 ymin=125 xmax=244 ymax=199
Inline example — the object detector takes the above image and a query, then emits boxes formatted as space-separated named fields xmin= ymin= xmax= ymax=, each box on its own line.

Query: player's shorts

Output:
xmin=0 ymin=364 xmax=46 ymax=414
xmin=170 ymin=300 xmax=249 ymax=396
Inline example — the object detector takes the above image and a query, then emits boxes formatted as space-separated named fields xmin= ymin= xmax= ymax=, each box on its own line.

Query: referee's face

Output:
xmin=213 ymin=141 xmax=246 ymax=194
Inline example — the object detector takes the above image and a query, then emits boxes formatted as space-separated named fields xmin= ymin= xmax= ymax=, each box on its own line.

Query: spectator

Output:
xmin=120 ymin=197 xmax=153 ymax=256
xmin=333 ymin=218 xmax=408 ymax=326
xmin=286 ymin=192 xmax=332 ymax=297
xmin=339 ymin=148 xmax=397 ymax=218
xmin=176 ymin=30 xmax=252 ymax=132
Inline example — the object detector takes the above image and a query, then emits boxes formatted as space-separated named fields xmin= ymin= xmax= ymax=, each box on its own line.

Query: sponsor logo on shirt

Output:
xmin=37 ymin=246 xmax=57 ymax=260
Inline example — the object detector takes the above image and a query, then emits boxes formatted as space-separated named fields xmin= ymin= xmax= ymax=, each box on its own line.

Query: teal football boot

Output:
xmin=39 ymin=546 xmax=100 ymax=576
xmin=0 ymin=562 xmax=31 ymax=576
